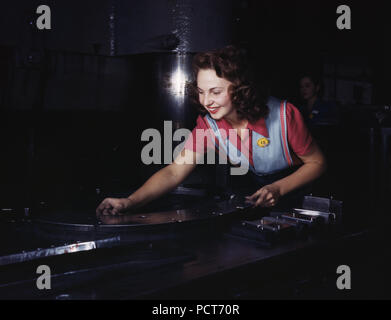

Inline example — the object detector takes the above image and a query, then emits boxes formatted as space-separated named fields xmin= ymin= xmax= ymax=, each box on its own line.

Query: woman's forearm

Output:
xmin=126 ymin=149 xmax=198 ymax=209
xmin=273 ymin=141 xmax=327 ymax=197
xmin=127 ymin=160 xmax=197 ymax=208
xmin=273 ymin=161 xmax=326 ymax=196
xmin=126 ymin=166 xmax=180 ymax=207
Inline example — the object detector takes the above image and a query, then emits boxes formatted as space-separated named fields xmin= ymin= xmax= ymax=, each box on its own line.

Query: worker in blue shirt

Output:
xmin=299 ymin=74 xmax=340 ymax=127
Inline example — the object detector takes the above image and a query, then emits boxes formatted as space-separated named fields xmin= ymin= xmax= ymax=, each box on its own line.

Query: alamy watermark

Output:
xmin=141 ymin=121 xmax=250 ymax=175
xmin=34 ymin=4 xmax=351 ymax=31
xmin=36 ymin=265 xmax=51 ymax=290
xmin=336 ymin=5 xmax=351 ymax=30
xmin=336 ymin=264 xmax=351 ymax=290
xmin=36 ymin=5 xmax=51 ymax=30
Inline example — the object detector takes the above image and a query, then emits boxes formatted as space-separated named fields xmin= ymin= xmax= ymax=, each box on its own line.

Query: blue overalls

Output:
xmin=205 ymin=96 xmax=311 ymax=209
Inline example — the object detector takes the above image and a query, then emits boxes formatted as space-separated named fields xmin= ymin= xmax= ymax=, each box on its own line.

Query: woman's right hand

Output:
xmin=96 ymin=197 xmax=135 ymax=216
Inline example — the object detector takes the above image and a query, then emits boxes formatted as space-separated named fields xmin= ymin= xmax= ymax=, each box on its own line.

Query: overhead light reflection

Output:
xmin=170 ymin=66 xmax=187 ymax=96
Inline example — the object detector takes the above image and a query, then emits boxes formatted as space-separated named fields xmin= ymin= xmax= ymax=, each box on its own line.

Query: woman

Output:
xmin=299 ymin=73 xmax=339 ymax=126
xmin=96 ymin=46 xmax=326 ymax=215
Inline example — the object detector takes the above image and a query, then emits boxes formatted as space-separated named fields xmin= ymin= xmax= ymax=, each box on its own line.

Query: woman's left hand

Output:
xmin=245 ymin=184 xmax=281 ymax=208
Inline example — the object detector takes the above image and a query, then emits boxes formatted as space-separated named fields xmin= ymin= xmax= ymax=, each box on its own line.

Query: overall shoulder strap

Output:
xmin=279 ymin=100 xmax=293 ymax=166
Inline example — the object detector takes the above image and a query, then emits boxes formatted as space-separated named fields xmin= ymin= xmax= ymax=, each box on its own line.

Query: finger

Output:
xmin=96 ymin=199 xmax=108 ymax=215
xmin=96 ymin=203 xmax=108 ymax=215
xmin=259 ymin=193 xmax=274 ymax=206
xmin=265 ymin=202 xmax=276 ymax=208
xmin=262 ymin=199 xmax=275 ymax=207
xmin=254 ymin=190 xmax=269 ymax=207
xmin=256 ymin=190 xmax=273 ymax=207
xmin=103 ymin=202 xmax=114 ymax=215
xmin=102 ymin=207 xmax=111 ymax=215
xmin=109 ymin=204 xmax=118 ymax=215
xmin=249 ymin=192 xmax=261 ymax=207
xmin=246 ymin=189 xmax=262 ymax=202
xmin=245 ymin=197 xmax=255 ymax=205
xmin=264 ymin=192 xmax=273 ymax=201
xmin=254 ymin=197 xmax=263 ymax=207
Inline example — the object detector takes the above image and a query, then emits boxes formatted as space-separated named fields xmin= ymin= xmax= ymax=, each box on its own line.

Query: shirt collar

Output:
xmin=214 ymin=117 xmax=269 ymax=138
xmin=247 ymin=117 xmax=269 ymax=138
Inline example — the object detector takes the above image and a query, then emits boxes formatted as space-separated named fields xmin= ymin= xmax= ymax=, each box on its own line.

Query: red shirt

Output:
xmin=184 ymin=102 xmax=313 ymax=166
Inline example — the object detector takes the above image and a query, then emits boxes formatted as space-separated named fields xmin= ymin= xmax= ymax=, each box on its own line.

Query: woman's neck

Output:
xmin=306 ymin=95 xmax=318 ymax=111
xmin=224 ymin=110 xmax=248 ymax=129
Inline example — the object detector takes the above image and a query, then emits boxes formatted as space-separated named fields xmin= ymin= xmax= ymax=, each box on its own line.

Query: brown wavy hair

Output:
xmin=188 ymin=45 xmax=269 ymax=122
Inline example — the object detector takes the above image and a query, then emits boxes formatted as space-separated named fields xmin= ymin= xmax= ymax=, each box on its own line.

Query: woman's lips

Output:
xmin=208 ymin=107 xmax=220 ymax=114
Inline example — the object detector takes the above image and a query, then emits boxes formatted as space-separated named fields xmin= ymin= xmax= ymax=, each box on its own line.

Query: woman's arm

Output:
xmin=273 ymin=141 xmax=326 ymax=196
xmin=96 ymin=149 xmax=199 ymax=215
xmin=128 ymin=151 xmax=199 ymax=207
xmin=246 ymin=141 xmax=326 ymax=207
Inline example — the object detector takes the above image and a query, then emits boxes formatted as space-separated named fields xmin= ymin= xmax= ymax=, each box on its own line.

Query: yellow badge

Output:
xmin=257 ymin=137 xmax=269 ymax=147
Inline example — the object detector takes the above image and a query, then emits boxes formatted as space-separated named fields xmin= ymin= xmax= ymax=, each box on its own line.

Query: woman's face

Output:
xmin=299 ymin=77 xmax=319 ymax=101
xmin=197 ymin=69 xmax=235 ymax=120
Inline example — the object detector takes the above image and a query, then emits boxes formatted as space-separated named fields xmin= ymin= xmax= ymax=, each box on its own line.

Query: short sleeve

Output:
xmin=286 ymin=102 xmax=314 ymax=156
xmin=184 ymin=116 xmax=216 ymax=154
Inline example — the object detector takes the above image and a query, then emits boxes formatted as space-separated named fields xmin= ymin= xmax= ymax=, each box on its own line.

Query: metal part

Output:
xmin=170 ymin=186 xmax=207 ymax=196
xmin=281 ymin=211 xmax=323 ymax=226
xmin=0 ymin=236 xmax=121 ymax=266
xmin=302 ymin=195 xmax=342 ymax=218
xmin=29 ymin=194 xmax=255 ymax=243
xmin=231 ymin=216 xmax=298 ymax=245
xmin=292 ymin=208 xmax=336 ymax=224
xmin=231 ymin=196 xmax=343 ymax=245
xmin=94 ymin=197 xmax=249 ymax=226
xmin=245 ymin=217 xmax=293 ymax=233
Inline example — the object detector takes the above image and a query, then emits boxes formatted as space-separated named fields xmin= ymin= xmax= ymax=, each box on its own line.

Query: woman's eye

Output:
xmin=213 ymin=91 xmax=221 ymax=95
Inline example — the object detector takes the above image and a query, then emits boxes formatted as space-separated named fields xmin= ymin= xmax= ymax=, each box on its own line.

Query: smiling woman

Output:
xmin=197 ymin=69 xmax=234 ymax=118
xmin=96 ymin=45 xmax=327 ymax=215
xmin=189 ymin=46 xmax=269 ymax=123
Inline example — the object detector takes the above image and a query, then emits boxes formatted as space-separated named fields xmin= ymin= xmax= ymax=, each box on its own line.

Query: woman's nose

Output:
xmin=202 ymin=94 xmax=213 ymax=107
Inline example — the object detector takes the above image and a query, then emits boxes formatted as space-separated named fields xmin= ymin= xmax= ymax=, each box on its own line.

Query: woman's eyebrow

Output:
xmin=197 ymin=87 xmax=223 ymax=91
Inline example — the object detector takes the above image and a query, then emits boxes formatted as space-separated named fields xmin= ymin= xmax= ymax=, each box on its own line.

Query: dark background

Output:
xmin=0 ymin=0 xmax=389 ymax=223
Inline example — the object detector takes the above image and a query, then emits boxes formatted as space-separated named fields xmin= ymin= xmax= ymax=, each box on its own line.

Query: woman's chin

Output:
xmin=210 ymin=113 xmax=223 ymax=120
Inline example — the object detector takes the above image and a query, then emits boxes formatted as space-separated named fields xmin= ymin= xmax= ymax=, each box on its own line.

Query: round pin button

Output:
xmin=257 ymin=137 xmax=269 ymax=147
